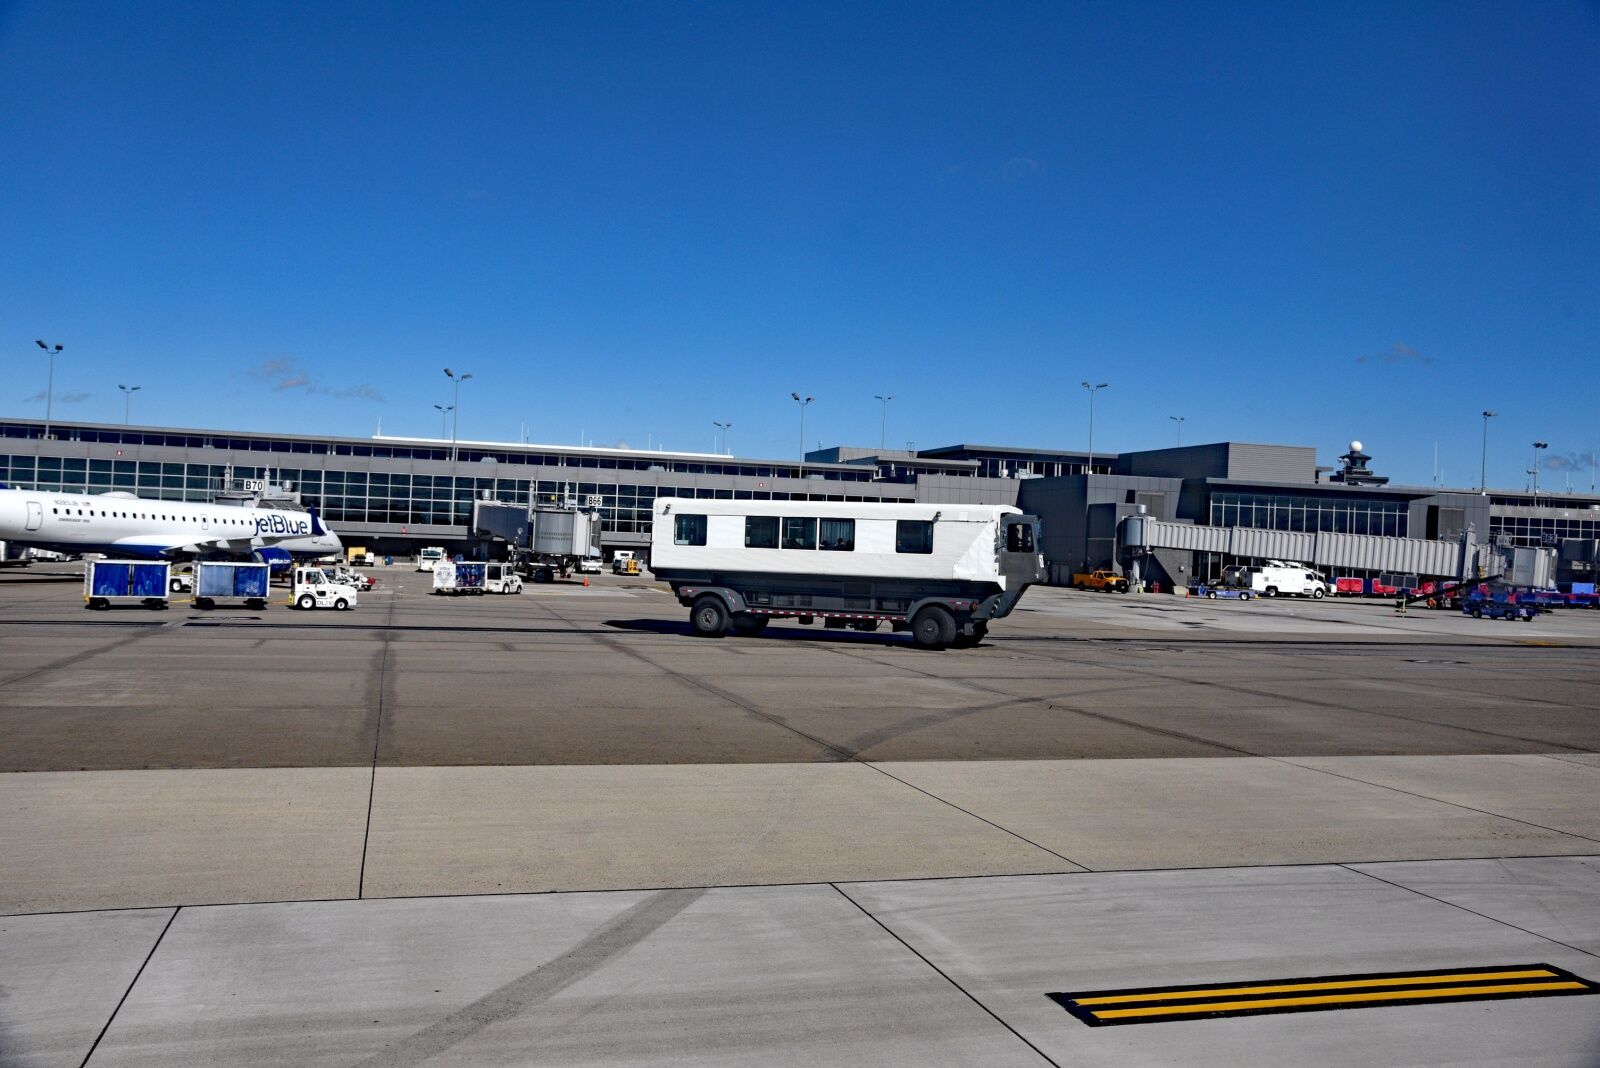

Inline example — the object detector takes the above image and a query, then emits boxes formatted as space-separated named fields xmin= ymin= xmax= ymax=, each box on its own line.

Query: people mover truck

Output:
xmin=647 ymin=499 xmax=1045 ymax=649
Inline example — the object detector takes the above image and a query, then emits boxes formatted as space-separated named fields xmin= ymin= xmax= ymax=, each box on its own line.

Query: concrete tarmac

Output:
xmin=2 ymin=565 xmax=1597 ymax=1065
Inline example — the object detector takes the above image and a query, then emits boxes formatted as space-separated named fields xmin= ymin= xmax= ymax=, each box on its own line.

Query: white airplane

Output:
xmin=0 ymin=484 xmax=342 ymax=569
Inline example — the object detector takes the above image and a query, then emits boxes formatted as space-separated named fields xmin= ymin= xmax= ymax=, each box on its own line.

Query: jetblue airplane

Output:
xmin=0 ymin=485 xmax=342 ymax=569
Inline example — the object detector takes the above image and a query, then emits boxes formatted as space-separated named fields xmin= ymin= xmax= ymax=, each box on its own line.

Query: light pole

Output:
xmin=713 ymin=421 xmax=732 ymax=454
xmin=791 ymin=392 xmax=813 ymax=481
xmin=117 ymin=384 xmax=141 ymax=425
xmin=34 ymin=340 xmax=63 ymax=441
xmin=443 ymin=369 xmax=472 ymax=464
xmin=433 ymin=404 xmax=453 ymax=439
xmin=874 ymin=394 xmax=893 ymax=451
xmin=1081 ymin=382 xmax=1108 ymax=473
xmin=1479 ymin=411 xmax=1497 ymax=492
xmin=1532 ymin=441 xmax=1548 ymax=501
xmin=1169 ymin=414 xmax=1185 ymax=447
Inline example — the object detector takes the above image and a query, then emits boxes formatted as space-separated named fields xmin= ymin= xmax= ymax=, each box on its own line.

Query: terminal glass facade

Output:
xmin=1209 ymin=491 xmax=1409 ymax=537
xmin=0 ymin=455 xmax=898 ymax=537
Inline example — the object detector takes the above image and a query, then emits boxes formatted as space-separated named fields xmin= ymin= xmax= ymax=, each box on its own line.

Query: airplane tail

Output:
xmin=309 ymin=509 xmax=326 ymax=537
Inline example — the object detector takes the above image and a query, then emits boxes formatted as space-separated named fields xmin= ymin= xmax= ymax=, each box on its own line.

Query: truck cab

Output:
xmin=416 ymin=546 xmax=446 ymax=572
xmin=291 ymin=566 xmax=359 ymax=610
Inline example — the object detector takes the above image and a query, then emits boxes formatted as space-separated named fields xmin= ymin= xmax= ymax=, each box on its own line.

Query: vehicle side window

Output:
xmin=782 ymin=517 xmax=817 ymax=550
xmin=819 ymin=518 xmax=854 ymax=551
xmin=1006 ymin=523 xmax=1034 ymax=552
xmin=745 ymin=516 xmax=779 ymax=548
xmin=896 ymin=520 xmax=934 ymax=554
xmin=673 ymin=514 xmax=707 ymax=546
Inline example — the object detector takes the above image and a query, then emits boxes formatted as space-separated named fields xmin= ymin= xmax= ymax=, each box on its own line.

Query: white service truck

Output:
xmin=416 ymin=546 xmax=446 ymax=572
xmin=291 ymin=566 xmax=360 ymax=610
xmin=1241 ymin=562 xmax=1333 ymax=599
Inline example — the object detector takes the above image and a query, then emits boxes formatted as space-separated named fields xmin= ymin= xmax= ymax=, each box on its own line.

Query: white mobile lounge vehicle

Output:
xmin=648 ymin=499 xmax=1045 ymax=649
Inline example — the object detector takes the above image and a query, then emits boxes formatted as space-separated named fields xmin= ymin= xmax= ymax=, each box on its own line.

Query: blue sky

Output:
xmin=2 ymin=2 xmax=1595 ymax=489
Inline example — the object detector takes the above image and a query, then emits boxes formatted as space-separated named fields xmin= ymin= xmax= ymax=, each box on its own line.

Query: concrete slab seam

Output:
xmin=1338 ymin=864 xmax=1600 ymax=962
xmin=357 ymin=578 xmax=400 ymax=899
xmin=829 ymin=882 xmax=1060 ymax=1068
xmin=861 ymin=763 xmax=1090 ymax=870
xmin=77 ymin=905 xmax=179 ymax=1068
xmin=1274 ymin=757 xmax=1600 ymax=846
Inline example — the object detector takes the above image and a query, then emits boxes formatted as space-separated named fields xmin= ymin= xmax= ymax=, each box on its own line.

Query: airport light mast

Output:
xmin=443 ymin=369 xmax=472 ymax=466
xmin=1532 ymin=441 xmax=1549 ymax=502
xmin=1081 ymin=382 xmax=1108 ymax=474
xmin=713 ymin=421 xmax=732 ymax=455
xmin=874 ymin=394 xmax=893 ymax=451
xmin=1169 ymin=414 xmax=1184 ymax=447
xmin=34 ymin=340 xmax=63 ymax=441
xmin=1480 ymin=410 xmax=1497 ymax=492
xmin=434 ymin=403 xmax=453 ymax=439
xmin=791 ymin=393 xmax=813 ymax=480
xmin=118 ymin=384 xmax=141 ymax=425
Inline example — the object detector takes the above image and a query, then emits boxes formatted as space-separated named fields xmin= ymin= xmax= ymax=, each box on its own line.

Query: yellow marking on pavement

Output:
xmin=1070 ymin=968 xmax=1558 ymax=1006
xmin=1093 ymin=981 xmax=1587 ymax=1019
xmin=1050 ymin=963 xmax=1599 ymax=1026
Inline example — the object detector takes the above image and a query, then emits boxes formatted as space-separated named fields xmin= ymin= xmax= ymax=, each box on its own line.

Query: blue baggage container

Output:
xmin=455 ymin=562 xmax=486 ymax=588
xmin=91 ymin=563 xmax=133 ymax=597
xmin=130 ymin=563 xmax=167 ymax=597
xmin=196 ymin=561 xmax=271 ymax=601
xmin=234 ymin=565 xmax=269 ymax=597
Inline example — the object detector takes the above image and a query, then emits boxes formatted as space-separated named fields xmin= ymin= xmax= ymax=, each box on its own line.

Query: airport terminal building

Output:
xmin=3 ymin=417 xmax=1596 ymax=585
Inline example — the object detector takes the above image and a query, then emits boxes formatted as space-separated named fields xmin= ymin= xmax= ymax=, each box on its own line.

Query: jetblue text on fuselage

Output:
xmin=257 ymin=513 xmax=311 ymax=536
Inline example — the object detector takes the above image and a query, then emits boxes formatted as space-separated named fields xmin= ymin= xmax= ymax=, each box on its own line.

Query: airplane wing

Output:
xmin=109 ymin=534 xmax=316 ymax=558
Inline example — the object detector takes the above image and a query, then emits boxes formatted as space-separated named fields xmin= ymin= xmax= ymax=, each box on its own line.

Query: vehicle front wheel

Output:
xmin=910 ymin=605 xmax=956 ymax=650
xmin=1312 ymin=587 xmax=1325 ymax=599
xmin=296 ymin=594 xmax=316 ymax=610
xmin=691 ymin=595 xmax=730 ymax=637
xmin=1206 ymin=591 xmax=1217 ymax=599
xmin=334 ymin=598 xmax=349 ymax=611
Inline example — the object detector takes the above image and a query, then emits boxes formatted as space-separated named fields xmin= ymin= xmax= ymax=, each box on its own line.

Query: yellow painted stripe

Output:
xmin=1071 ymin=968 xmax=1557 ymax=1006
xmin=1091 ymin=981 xmax=1588 ymax=1019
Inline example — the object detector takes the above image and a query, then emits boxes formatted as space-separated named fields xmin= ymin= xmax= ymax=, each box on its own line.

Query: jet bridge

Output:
xmin=1117 ymin=513 xmax=1537 ymax=584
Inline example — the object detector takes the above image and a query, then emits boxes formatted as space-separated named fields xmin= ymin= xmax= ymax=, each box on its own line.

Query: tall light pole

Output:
xmin=1081 ymin=382 xmax=1109 ymax=473
xmin=874 ymin=394 xmax=893 ymax=451
xmin=1532 ymin=441 xmax=1549 ymax=501
xmin=117 ymin=384 xmax=141 ymax=425
xmin=433 ymin=404 xmax=453 ymax=439
xmin=1479 ymin=410 xmax=1497 ymax=492
xmin=34 ymin=340 xmax=63 ymax=441
xmin=791 ymin=392 xmax=813 ymax=481
xmin=713 ymin=421 xmax=732 ymax=454
xmin=443 ymin=368 xmax=472 ymax=465
xmin=1169 ymin=414 xmax=1185 ymax=447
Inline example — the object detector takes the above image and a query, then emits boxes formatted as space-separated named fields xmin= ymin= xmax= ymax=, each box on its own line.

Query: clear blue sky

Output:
xmin=2 ymin=2 xmax=1595 ymax=489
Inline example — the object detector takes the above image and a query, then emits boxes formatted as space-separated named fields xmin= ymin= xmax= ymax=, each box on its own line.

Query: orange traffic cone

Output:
xmin=583 ymin=578 xmax=589 ymax=587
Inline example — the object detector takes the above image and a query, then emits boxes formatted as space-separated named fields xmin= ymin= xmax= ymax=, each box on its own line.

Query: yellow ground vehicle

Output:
xmin=1071 ymin=568 xmax=1129 ymax=592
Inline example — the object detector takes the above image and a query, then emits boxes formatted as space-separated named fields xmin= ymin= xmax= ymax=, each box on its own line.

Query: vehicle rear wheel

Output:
xmin=169 ymin=579 xmax=182 ymax=593
xmin=296 ymin=594 xmax=316 ymax=610
xmin=334 ymin=598 xmax=349 ymax=611
xmin=248 ymin=599 xmax=266 ymax=611
xmin=196 ymin=597 xmax=214 ymax=611
xmin=691 ymin=595 xmax=730 ymax=637
xmin=1206 ymin=591 xmax=1217 ymax=599
xmin=851 ymin=620 xmax=881 ymax=632
xmin=1240 ymin=592 xmax=1253 ymax=601
xmin=910 ymin=605 xmax=956 ymax=650
xmin=730 ymin=613 xmax=768 ymax=636
xmin=1264 ymin=587 xmax=1278 ymax=598
xmin=1471 ymin=608 xmax=1482 ymax=618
